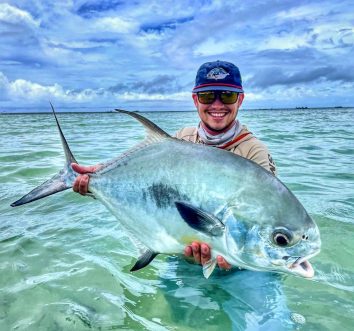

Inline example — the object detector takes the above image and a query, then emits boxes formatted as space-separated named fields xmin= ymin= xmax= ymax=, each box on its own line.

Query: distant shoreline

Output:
xmin=0 ymin=106 xmax=352 ymax=114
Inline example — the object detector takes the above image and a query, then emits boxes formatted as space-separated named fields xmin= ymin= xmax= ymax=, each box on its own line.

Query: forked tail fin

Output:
xmin=11 ymin=103 xmax=78 ymax=207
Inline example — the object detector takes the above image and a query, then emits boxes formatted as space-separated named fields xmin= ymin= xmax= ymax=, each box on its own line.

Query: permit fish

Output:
xmin=11 ymin=105 xmax=321 ymax=279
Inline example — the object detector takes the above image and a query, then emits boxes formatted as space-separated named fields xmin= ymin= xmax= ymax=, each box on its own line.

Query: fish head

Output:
xmin=224 ymin=211 xmax=321 ymax=278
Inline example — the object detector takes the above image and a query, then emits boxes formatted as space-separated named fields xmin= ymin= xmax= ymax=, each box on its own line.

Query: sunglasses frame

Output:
xmin=196 ymin=90 xmax=239 ymax=105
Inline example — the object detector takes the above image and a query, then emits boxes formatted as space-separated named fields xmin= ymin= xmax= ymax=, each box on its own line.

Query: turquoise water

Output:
xmin=1 ymin=108 xmax=353 ymax=330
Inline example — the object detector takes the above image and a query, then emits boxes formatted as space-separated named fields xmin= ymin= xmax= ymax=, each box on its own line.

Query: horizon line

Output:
xmin=0 ymin=106 xmax=353 ymax=115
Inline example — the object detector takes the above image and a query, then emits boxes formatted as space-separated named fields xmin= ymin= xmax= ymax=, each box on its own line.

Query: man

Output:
xmin=72 ymin=60 xmax=277 ymax=270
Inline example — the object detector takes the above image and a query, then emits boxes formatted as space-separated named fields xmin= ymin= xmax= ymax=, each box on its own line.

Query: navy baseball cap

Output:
xmin=193 ymin=60 xmax=244 ymax=93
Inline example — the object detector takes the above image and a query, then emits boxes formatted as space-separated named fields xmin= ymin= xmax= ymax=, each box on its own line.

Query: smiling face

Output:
xmin=193 ymin=91 xmax=244 ymax=131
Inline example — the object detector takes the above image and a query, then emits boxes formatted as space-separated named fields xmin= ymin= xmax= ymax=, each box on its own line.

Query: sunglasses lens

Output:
xmin=197 ymin=91 xmax=239 ymax=104
xmin=197 ymin=91 xmax=216 ymax=104
xmin=220 ymin=91 xmax=238 ymax=104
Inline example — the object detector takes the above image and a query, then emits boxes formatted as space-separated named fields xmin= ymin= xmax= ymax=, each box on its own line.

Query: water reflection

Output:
xmin=159 ymin=257 xmax=297 ymax=330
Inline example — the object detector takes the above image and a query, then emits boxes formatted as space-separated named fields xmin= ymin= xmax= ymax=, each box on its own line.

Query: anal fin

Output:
xmin=202 ymin=259 xmax=217 ymax=279
xmin=130 ymin=249 xmax=159 ymax=272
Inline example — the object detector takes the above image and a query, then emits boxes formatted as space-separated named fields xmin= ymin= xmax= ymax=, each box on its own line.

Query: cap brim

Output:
xmin=193 ymin=85 xmax=244 ymax=93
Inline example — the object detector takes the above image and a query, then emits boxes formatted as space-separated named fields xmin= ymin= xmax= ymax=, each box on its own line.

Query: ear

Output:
xmin=238 ymin=93 xmax=245 ymax=107
xmin=192 ymin=93 xmax=199 ymax=107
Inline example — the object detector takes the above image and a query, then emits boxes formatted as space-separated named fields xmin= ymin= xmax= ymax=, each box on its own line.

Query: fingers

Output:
xmin=184 ymin=242 xmax=201 ymax=264
xmin=191 ymin=242 xmax=201 ymax=264
xmin=71 ymin=163 xmax=102 ymax=195
xmin=184 ymin=242 xmax=211 ymax=265
xmin=199 ymin=244 xmax=232 ymax=270
xmin=72 ymin=174 xmax=90 ymax=195
xmin=79 ymin=174 xmax=90 ymax=195
xmin=184 ymin=245 xmax=193 ymax=257
xmin=200 ymin=243 xmax=211 ymax=265
xmin=184 ymin=241 xmax=232 ymax=271
xmin=217 ymin=255 xmax=232 ymax=271
xmin=71 ymin=163 xmax=99 ymax=174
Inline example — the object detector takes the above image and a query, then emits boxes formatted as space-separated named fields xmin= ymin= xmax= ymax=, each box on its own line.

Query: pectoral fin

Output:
xmin=175 ymin=201 xmax=225 ymax=237
xmin=130 ymin=249 xmax=159 ymax=272
xmin=203 ymin=259 xmax=217 ymax=279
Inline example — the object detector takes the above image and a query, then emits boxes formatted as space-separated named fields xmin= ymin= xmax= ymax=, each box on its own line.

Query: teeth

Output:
xmin=209 ymin=113 xmax=226 ymax=117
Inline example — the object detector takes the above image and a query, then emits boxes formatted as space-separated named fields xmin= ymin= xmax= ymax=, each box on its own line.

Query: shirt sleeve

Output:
xmin=175 ymin=127 xmax=198 ymax=142
xmin=245 ymin=139 xmax=277 ymax=176
xmin=174 ymin=129 xmax=182 ymax=139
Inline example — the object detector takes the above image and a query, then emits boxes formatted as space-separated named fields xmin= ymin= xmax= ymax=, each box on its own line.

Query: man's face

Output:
xmin=193 ymin=91 xmax=244 ymax=131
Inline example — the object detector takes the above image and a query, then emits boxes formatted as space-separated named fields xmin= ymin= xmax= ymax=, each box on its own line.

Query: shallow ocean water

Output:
xmin=0 ymin=108 xmax=353 ymax=330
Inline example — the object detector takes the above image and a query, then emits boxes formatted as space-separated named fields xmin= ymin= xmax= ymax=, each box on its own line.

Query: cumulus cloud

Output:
xmin=108 ymin=74 xmax=185 ymax=94
xmin=118 ymin=91 xmax=190 ymax=101
xmin=0 ymin=3 xmax=39 ymax=28
xmin=0 ymin=71 xmax=96 ymax=102
xmin=0 ymin=71 xmax=191 ymax=110
xmin=249 ymin=65 xmax=354 ymax=88
xmin=0 ymin=0 xmax=353 ymax=109
xmin=93 ymin=17 xmax=139 ymax=34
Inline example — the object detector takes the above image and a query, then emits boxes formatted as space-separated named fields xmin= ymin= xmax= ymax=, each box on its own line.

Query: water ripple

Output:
xmin=1 ymin=109 xmax=354 ymax=330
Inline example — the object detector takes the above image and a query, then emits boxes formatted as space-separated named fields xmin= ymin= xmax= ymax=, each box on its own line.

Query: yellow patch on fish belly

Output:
xmin=180 ymin=235 xmax=201 ymax=245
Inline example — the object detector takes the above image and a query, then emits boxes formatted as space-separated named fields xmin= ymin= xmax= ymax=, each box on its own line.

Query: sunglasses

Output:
xmin=197 ymin=91 xmax=239 ymax=104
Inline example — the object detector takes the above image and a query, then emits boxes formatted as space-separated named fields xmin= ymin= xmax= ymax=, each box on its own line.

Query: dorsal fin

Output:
xmin=115 ymin=109 xmax=171 ymax=144
xmin=50 ymin=102 xmax=77 ymax=165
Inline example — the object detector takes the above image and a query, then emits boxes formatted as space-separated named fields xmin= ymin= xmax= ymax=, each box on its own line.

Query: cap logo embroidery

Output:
xmin=206 ymin=67 xmax=230 ymax=80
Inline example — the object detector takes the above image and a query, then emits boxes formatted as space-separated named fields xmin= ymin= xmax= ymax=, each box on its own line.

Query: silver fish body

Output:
xmin=11 ymin=108 xmax=321 ymax=278
xmin=90 ymin=136 xmax=321 ymax=278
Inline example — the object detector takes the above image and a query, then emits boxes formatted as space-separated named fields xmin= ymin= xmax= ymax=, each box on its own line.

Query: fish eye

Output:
xmin=272 ymin=229 xmax=292 ymax=247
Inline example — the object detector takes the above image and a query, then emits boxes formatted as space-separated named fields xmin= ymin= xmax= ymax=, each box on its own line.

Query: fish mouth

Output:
xmin=285 ymin=252 xmax=319 ymax=278
xmin=288 ymin=257 xmax=314 ymax=278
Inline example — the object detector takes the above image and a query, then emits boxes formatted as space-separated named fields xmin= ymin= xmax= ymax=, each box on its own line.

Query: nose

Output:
xmin=211 ymin=96 xmax=224 ymax=109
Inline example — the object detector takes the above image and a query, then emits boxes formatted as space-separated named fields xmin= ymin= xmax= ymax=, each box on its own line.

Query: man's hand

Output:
xmin=184 ymin=241 xmax=232 ymax=270
xmin=71 ymin=163 xmax=101 ymax=195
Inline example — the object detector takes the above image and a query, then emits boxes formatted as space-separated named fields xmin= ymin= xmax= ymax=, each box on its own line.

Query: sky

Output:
xmin=0 ymin=0 xmax=354 ymax=112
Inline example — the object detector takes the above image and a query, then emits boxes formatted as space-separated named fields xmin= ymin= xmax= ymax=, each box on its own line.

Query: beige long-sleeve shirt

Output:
xmin=175 ymin=126 xmax=277 ymax=176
